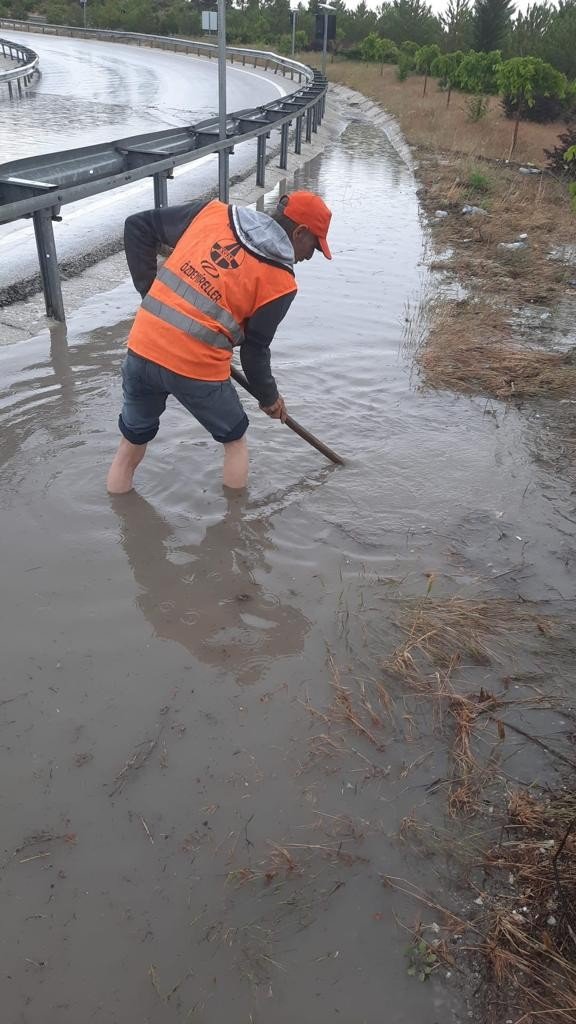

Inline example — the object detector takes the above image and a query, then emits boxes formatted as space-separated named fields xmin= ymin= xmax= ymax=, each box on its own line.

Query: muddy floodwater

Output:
xmin=1 ymin=105 xmax=575 ymax=1024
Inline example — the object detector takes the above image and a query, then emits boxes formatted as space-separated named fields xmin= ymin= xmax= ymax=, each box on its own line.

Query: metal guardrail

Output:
xmin=0 ymin=36 xmax=39 ymax=96
xmin=0 ymin=23 xmax=327 ymax=322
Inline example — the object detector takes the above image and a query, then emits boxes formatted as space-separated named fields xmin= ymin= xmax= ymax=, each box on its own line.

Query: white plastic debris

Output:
xmin=462 ymin=204 xmax=488 ymax=216
xmin=498 ymin=241 xmax=527 ymax=251
xmin=434 ymin=209 xmax=448 ymax=218
xmin=519 ymin=166 xmax=540 ymax=174
xmin=547 ymin=916 xmax=557 ymax=926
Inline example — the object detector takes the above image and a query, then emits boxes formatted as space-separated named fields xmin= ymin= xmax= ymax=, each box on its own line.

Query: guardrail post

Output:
xmin=219 ymin=149 xmax=229 ymax=203
xmin=33 ymin=208 xmax=65 ymax=322
xmin=256 ymin=134 xmax=266 ymax=188
xmin=312 ymin=101 xmax=318 ymax=133
xmin=294 ymin=113 xmax=303 ymax=155
xmin=153 ymin=169 xmax=169 ymax=208
xmin=8 ymin=80 xmax=13 ymax=98
xmin=279 ymin=122 xmax=289 ymax=170
xmin=305 ymin=106 xmax=312 ymax=143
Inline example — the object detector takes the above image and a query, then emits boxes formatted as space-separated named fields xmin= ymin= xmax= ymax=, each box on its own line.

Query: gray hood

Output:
xmin=231 ymin=205 xmax=294 ymax=271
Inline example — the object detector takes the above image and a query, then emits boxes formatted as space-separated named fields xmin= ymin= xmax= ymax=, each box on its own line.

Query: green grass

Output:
xmin=466 ymin=167 xmax=492 ymax=194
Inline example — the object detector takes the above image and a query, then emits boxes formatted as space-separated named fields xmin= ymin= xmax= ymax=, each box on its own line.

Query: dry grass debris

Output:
xmin=383 ymin=594 xmax=563 ymax=816
xmin=414 ymin=156 xmax=576 ymax=402
xmin=388 ymin=595 xmax=554 ymax=678
xmin=480 ymin=791 xmax=576 ymax=1022
xmin=422 ymin=305 xmax=576 ymax=400
xmin=318 ymin=57 xmax=576 ymax=404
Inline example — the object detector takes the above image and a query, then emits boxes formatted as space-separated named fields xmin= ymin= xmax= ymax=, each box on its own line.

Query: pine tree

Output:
xmin=474 ymin=0 xmax=515 ymax=52
xmin=441 ymin=0 xmax=474 ymax=51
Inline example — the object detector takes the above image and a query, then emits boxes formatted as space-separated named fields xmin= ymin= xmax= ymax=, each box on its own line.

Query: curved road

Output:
xmin=0 ymin=30 xmax=290 ymax=160
xmin=0 ymin=32 xmax=294 ymax=295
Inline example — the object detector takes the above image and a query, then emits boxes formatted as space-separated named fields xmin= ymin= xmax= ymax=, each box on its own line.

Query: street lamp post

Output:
xmin=217 ymin=0 xmax=228 ymax=202
xmin=318 ymin=2 xmax=335 ymax=77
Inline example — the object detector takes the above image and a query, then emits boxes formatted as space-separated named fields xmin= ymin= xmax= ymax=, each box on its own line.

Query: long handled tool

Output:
xmin=230 ymin=365 xmax=345 ymax=467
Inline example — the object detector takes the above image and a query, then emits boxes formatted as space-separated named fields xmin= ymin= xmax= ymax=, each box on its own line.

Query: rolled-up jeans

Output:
xmin=118 ymin=350 xmax=249 ymax=445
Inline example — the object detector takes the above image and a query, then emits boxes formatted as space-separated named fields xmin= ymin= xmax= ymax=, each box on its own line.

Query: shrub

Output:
xmin=502 ymin=79 xmax=576 ymax=124
xmin=276 ymin=34 xmax=292 ymax=55
xmin=501 ymin=92 xmax=569 ymax=123
xmin=465 ymin=94 xmax=489 ymax=120
xmin=545 ymin=125 xmax=576 ymax=178
xmin=467 ymin=168 xmax=492 ymax=192
xmin=342 ymin=46 xmax=365 ymax=61
xmin=397 ymin=53 xmax=414 ymax=80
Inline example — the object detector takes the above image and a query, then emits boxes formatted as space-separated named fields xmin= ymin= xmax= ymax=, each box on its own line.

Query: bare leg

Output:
xmin=107 ymin=438 xmax=147 ymax=494
xmin=223 ymin=436 xmax=248 ymax=489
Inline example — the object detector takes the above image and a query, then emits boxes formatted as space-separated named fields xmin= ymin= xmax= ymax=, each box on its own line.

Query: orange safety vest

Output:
xmin=127 ymin=200 xmax=297 ymax=381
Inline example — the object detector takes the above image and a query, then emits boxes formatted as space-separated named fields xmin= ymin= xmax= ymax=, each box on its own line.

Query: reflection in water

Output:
xmin=112 ymin=492 xmax=311 ymax=684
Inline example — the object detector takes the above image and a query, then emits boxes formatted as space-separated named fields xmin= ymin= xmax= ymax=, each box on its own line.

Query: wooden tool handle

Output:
xmin=230 ymin=366 xmax=345 ymax=467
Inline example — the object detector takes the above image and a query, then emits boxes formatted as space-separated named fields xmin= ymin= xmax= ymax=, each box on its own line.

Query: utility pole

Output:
xmin=319 ymin=3 xmax=335 ymax=77
xmin=291 ymin=8 xmax=297 ymax=56
xmin=217 ymin=0 xmax=228 ymax=202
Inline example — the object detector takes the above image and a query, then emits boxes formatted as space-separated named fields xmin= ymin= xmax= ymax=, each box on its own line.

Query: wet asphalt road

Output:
xmin=0 ymin=31 xmax=294 ymax=294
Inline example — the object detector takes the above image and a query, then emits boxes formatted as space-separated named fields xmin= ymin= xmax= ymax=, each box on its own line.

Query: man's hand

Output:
xmin=260 ymin=395 xmax=287 ymax=422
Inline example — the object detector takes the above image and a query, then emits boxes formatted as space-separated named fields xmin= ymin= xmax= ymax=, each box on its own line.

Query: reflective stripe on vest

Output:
xmin=141 ymin=294 xmax=234 ymax=353
xmin=156 ymin=265 xmax=244 ymax=345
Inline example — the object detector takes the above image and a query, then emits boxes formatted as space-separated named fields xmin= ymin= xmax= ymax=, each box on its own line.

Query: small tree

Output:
xmin=378 ymin=38 xmax=400 ymax=66
xmin=360 ymin=31 xmax=382 ymax=62
xmin=457 ymin=49 xmax=502 ymax=95
xmin=497 ymin=57 xmax=567 ymax=160
xmin=431 ymin=50 xmax=465 ymax=106
xmin=415 ymin=42 xmax=441 ymax=95
xmin=361 ymin=33 xmax=399 ymax=71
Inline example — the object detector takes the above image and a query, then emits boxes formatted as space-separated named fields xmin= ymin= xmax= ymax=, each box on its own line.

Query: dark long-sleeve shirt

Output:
xmin=124 ymin=202 xmax=294 ymax=407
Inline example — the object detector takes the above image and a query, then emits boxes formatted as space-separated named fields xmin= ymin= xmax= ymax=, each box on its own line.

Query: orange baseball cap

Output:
xmin=282 ymin=191 xmax=332 ymax=259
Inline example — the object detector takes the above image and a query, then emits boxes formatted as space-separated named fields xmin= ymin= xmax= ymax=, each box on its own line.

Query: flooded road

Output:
xmin=0 ymin=31 xmax=290 ymax=161
xmin=0 ymin=32 xmax=293 ymax=293
xmin=1 ymin=101 xmax=575 ymax=1024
